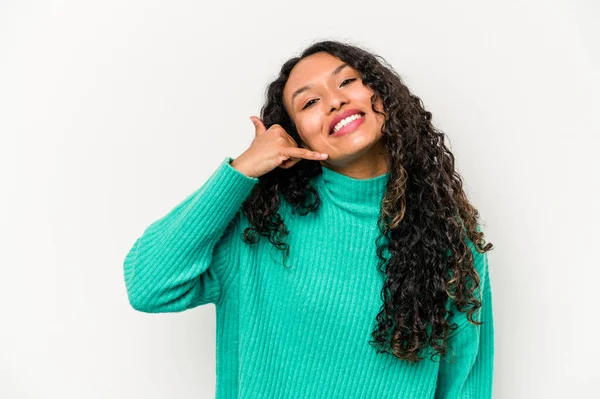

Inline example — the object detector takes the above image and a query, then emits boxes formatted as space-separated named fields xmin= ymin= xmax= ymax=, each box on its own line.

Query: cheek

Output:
xmin=355 ymin=84 xmax=375 ymax=101
xmin=297 ymin=114 xmax=324 ymax=138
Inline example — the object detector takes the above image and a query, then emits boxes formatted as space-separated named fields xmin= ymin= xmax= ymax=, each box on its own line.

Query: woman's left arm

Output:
xmin=435 ymin=248 xmax=495 ymax=399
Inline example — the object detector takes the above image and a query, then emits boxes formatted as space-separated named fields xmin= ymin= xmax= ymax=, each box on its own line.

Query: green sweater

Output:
xmin=123 ymin=157 xmax=494 ymax=398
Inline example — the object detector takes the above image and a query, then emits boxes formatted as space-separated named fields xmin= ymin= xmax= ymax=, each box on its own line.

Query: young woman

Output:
xmin=123 ymin=40 xmax=494 ymax=398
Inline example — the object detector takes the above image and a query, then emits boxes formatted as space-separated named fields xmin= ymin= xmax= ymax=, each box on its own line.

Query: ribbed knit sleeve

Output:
xmin=435 ymin=248 xmax=495 ymax=399
xmin=123 ymin=157 xmax=258 ymax=313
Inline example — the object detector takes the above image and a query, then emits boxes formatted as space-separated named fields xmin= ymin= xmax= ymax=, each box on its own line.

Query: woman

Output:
xmin=123 ymin=40 xmax=494 ymax=398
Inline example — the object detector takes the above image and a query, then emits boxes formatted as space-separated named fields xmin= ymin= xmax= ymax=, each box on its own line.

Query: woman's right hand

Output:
xmin=230 ymin=116 xmax=328 ymax=178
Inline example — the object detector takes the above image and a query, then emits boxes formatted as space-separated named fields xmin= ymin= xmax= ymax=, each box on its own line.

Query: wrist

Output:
xmin=230 ymin=158 xmax=255 ymax=178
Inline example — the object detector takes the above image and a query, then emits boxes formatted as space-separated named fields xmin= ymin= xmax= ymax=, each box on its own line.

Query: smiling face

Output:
xmin=283 ymin=51 xmax=388 ymax=171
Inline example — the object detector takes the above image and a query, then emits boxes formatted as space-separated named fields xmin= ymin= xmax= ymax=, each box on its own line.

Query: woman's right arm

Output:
xmin=123 ymin=115 xmax=328 ymax=313
xmin=122 ymin=157 xmax=259 ymax=313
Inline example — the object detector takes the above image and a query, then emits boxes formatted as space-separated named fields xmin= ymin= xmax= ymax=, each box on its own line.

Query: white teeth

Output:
xmin=332 ymin=113 xmax=363 ymax=134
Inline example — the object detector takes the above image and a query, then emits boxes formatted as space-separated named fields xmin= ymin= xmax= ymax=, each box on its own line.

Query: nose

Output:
xmin=327 ymin=89 xmax=349 ymax=113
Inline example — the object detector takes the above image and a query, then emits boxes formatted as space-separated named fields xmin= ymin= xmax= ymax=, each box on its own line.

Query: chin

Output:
xmin=336 ymin=130 xmax=376 ymax=147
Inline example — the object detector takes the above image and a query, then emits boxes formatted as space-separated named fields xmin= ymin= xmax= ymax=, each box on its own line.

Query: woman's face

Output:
xmin=283 ymin=52 xmax=386 ymax=165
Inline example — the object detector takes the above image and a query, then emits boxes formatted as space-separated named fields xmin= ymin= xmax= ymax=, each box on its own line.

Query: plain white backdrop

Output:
xmin=2 ymin=0 xmax=599 ymax=397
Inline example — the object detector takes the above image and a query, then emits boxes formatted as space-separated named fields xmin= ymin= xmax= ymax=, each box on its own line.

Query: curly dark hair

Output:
xmin=239 ymin=39 xmax=494 ymax=364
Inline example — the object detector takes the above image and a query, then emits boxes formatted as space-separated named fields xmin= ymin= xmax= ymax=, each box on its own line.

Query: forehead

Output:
xmin=287 ymin=52 xmax=344 ymax=86
xmin=283 ymin=52 xmax=350 ymax=106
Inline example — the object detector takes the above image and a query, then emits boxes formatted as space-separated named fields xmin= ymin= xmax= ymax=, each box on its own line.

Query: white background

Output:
xmin=2 ymin=0 xmax=599 ymax=398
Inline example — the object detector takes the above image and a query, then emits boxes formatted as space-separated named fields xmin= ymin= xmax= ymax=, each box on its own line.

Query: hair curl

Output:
xmin=239 ymin=39 xmax=493 ymax=363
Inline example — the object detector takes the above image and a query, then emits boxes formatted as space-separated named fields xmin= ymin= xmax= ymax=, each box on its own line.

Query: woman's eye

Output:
xmin=341 ymin=78 xmax=357 ymax=86
xmin=302 ymin=99 xmax=317 ymax=109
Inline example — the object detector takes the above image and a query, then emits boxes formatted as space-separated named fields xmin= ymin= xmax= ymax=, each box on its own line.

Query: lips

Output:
xmin=329 ymin=109 xmax=364 ymax=135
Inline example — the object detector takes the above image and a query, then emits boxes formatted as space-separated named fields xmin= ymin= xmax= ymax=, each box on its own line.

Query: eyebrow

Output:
xmin=291 ymin=63 xmax=349 ymax=106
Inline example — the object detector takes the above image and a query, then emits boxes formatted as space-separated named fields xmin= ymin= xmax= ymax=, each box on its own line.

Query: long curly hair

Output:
xmin=239 ymin=39 xmax=494 ymax=363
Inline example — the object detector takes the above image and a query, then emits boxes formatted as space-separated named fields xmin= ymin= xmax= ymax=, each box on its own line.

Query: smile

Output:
xmin=329 ymin=113 xmax=365 ymax=137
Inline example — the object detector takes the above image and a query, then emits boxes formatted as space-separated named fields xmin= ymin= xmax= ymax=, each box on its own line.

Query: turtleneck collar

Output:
xmin=314 ymin=165 xmax=390 ymax=217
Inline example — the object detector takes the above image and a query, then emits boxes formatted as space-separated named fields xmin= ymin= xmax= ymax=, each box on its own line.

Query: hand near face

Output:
xmin=230 ymin=116 xmax=328 ymax=178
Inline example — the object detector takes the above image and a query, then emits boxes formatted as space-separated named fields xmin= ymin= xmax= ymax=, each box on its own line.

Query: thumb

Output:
xmin=250 ymin=116 xmax=267 ymax=137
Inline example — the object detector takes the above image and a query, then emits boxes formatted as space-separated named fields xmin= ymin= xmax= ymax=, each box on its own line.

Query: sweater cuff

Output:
xmin=184 ymin=156 xmax=258 ymax=229
xmin=218 ymin=156 xmax=259 ymax=199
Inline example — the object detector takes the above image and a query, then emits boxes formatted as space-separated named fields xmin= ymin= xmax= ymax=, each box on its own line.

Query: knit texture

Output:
xmin=123 ymin=157 xmax=494 ymax=398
